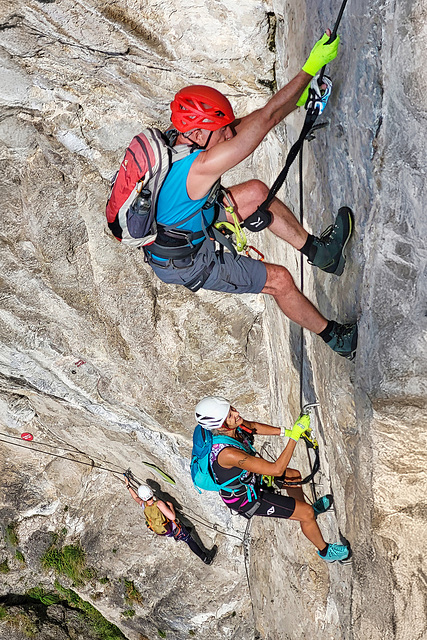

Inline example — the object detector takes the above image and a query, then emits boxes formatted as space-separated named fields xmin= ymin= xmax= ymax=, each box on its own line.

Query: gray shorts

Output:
xmin=148 ymin=240 xmax=267 ymax=294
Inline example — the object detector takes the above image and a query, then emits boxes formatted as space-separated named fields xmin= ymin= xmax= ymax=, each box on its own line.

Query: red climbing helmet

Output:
xmin=171 ymin=85 xmax=235 ymax=133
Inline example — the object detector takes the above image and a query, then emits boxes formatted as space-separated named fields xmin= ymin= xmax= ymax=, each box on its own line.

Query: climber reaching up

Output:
xmin=125 ymin=478 xmax=217 ymax=565
xmin=142 ymin=29 xmax=357 ymax=359
xmin=192 ymin=397 xmax=351 ymax=564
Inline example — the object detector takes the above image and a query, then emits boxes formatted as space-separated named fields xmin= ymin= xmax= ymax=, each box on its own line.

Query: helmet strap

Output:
xmin=183 ymin=129 xmax=214 ymax=150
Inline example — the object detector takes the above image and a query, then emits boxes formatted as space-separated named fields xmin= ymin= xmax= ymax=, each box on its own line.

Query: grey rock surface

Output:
xmin=0 ymin=0 xmax=426 ymax=639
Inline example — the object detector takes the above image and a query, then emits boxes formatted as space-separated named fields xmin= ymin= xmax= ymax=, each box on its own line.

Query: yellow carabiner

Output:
xmin=215 ymin=207 xmax=247 ymax=252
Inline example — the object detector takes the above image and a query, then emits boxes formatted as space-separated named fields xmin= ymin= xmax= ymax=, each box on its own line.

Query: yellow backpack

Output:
xmin=144 ymin=502 xmax=169 ymax=535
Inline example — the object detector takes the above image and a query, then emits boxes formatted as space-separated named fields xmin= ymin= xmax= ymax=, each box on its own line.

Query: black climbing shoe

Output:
xmin=309 ymin=207 xmax=354 ymax=276
xmin=312 ymin=494 xmax=334 ymax=517
xmin=325 ymin=321 xmax=358 ymax=360
xmin=203 ymin=545 xmax=218 ymax=565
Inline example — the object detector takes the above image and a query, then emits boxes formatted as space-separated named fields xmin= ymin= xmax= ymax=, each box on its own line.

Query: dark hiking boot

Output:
xmin=309 ymin=207 xmax=354 ymax=276
xmin=312 ymin=494 xmax=334 ymax=517
xmin=325 ymin=321 xmax=358 ymax=360
xmin=203 ymin=545 xmax=218 ymax=565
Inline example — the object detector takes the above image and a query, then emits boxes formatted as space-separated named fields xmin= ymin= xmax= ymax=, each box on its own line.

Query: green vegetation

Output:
xmin=99 ymin=576 xmax=109 ymax=584
xmin=15 ymin=550 xmax=25 ymax=564
xmin=26 ymin=586 xmax=60 ymax=605
xmin=41 ymin=541 xmax=93 ymax=586
xmin=6 ymin=612 xmax=37 ymax=637
xmin=55 ymin=582 xmax=126 ymax=640
xmin=0 ymin=606 xmax=7 ymax=620
xmin=189 ymin=631 xmax=196 ymax=636
xmin=4 ymin=522 xmax=19 ymax=547
xmin=0 ymin=558 xmax=10 ymax=573
xmin=121 ymin=608 xmax=135 ymax=618
xmin=124 ymin=579 xmax=143 ymax=605
xmin=158 ymin=631 xmax=166 ymax=638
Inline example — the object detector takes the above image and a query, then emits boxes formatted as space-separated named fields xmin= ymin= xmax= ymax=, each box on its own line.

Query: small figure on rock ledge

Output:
xmin=124 ymin=477 xmax=217 ymax=565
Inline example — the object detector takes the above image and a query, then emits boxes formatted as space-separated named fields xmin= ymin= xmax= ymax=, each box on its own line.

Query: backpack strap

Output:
xmin=210 ymin=436 xmax=258 ymax=501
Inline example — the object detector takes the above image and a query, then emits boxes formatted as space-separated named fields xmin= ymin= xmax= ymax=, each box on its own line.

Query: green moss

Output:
xmin=158 ymin=631 xmax=166 ymax=638
xmin=98 ymin=576 xmax=109 ymax=584
xmin=0 ymin=558 xmax=10 ymax=573
xmin=124 ymin=579 xmax=143 ymax=605
xmin=26 ymin=586 xmax=61 ymax=605
xmin=54 ymin=583 xmax=126 ymax=639
xmin=189 ymin=631 xmax=196 ymax=636
xmin=41 ymin=542 xmax=92 ymax=585
xmin=0 ymin=605 xmax=7 ymax=620
xmin=7 ymin=612 xmax=37 ymax=637
xmin=121 ymin=608 xmax=135 ymax=618
xmin=5 ymin=522 xmax=19 ymax=547
xmin=15 ymin=550 xmax=25 ymax=564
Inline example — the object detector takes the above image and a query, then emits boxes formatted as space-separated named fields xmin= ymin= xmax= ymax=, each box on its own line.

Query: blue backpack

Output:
xmin=190 ymin=424 xmax=252 ymax=494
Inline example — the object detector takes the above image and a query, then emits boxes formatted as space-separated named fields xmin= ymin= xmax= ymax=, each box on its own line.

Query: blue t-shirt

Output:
xmin=152 ymin=150 xmax=215 ymax=258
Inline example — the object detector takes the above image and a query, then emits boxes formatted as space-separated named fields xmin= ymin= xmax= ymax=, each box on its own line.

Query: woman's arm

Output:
xmin=156 ymin=499 xmax=176 ymax=521
xmin=218 ymin=440 xmax=297 ymax=477
xmin=241 ymin=418 xmax=281 ymax=436
xmin=126 ymin=483 xmax=144 ymax=507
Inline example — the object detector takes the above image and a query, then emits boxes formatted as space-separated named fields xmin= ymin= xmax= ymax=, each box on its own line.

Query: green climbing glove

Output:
xmin=288 ymin=413 xmax=311 ymax=441
xmin=296 ymin=84 xmax=310 ymax=107
xmin=302 ymin=32 xmax=340 ymax=77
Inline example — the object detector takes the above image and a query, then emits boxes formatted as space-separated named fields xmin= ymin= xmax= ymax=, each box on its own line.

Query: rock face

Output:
xmin=0 ymin=0 xmax=426 ymax=639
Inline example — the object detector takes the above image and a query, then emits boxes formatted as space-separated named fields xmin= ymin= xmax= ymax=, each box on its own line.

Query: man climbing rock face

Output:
xmin=144 ymin=30 xmax=357 ymax=359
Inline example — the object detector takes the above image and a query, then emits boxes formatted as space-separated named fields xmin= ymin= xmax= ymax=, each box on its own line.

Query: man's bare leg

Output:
xmin=262 ymin=263 xmax=327 ymax=334
xmin=226 ymin=180 xmax=307 ymax=249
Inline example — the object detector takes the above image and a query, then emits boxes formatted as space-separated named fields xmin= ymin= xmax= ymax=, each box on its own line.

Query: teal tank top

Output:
xmin=155 ymin=150 xmax=216 ymax=240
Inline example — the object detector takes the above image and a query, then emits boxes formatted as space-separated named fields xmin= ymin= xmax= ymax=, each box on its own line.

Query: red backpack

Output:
xmin=106 ymin=128 xmax=191 ymax=248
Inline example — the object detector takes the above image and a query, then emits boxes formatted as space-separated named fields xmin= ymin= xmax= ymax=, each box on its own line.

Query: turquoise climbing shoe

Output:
xmin=309 ymin=207 xmax=354 ymax=276
xmin=318 ymin=543 xmax=350 ymax=564
xmin=312 ymin=494 xmax=334 ymax=517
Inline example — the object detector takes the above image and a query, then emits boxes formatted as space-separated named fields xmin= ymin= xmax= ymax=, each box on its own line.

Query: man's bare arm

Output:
xmin=191 ymin=70 xmax=311 ymax=189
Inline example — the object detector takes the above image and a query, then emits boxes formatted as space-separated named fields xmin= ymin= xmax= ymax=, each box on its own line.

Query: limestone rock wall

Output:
xmin=0 ymin=0 xmax=426 ymax=639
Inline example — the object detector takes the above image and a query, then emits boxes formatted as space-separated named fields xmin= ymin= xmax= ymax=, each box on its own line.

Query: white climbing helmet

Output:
xmin=137 ymin=484 xmax=153 ymax=501
xmin=195 ymin=396 xmax=231 ymax=430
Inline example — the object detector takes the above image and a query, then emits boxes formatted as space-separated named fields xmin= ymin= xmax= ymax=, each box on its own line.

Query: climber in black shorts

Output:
xmin=195 ymin=396 xmax=351 ymax=564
